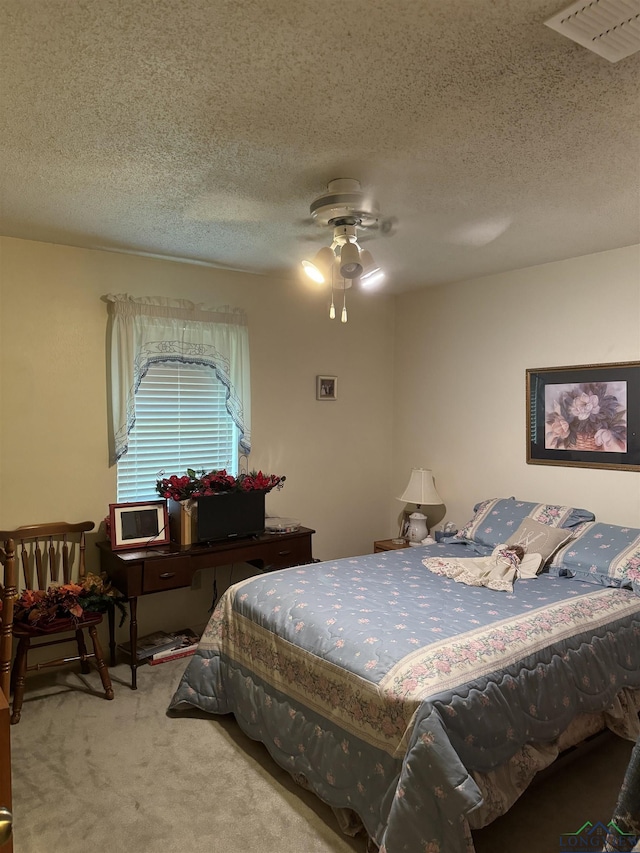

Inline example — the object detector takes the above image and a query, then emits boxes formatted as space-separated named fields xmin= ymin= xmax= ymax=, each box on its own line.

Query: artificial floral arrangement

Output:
xmin=14 ymin=572 xmax=127 ymax=627
xmin=156 ymin=468 xmax=286 ymax=502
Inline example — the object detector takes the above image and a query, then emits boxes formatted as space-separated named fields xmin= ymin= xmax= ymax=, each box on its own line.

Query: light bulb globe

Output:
xmin=339 ymin=242 xmax=363 ymax=279
xmin=302 ymin=246 xmax=335 ymax=284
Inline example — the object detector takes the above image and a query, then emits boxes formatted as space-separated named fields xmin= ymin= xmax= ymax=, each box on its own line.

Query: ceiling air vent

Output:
xmin=545 ymin=0 xmax=640 ymax=62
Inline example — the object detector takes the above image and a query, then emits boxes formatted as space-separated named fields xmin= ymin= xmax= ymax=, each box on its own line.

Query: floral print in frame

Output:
xmin=526 ymin=361 xmax=640 ymax=471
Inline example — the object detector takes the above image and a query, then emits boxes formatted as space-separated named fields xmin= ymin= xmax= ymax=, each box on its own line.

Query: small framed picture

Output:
xmin=316 ymin=375 xmax=338 ymax=401
xmin=109 ymin=500 xmax=170 ymax=551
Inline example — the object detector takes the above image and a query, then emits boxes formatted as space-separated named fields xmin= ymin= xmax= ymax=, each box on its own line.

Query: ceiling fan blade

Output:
xmin=295 ymin=233 xmax=327 ymax=243
xmin=439 ymin=215 xmax=513 ymax=247
xmin=360 ymin=215 xmax=398 ymax=237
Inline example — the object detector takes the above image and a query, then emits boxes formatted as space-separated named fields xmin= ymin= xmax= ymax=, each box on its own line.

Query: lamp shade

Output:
xmin=302 ymin=246 xmax=335 ymax=283
xmin=359 ymin=250 xmax=384 ymax=289
xmin=339 ymin=241 xmax=363 ymax=279
xmin=397 ymin=468 xmax=441 ymax=506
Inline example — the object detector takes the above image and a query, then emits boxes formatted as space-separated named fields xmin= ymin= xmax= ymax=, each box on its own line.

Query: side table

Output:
xmin=373 ymin=538 xmax=410 ymax=553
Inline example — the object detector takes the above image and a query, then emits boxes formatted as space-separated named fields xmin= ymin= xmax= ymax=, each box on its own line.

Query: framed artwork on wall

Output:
xmin=109 ymin=500 xmax=170 ymax=550
xmin=316 ymin=375 xmax=338 ymax=401
xmin=526 ymin=361 xmax=640 ymax=471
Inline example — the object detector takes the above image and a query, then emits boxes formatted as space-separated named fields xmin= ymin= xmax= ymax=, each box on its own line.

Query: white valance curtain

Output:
xmin=105 ymin=294 xmax=251 ymax=465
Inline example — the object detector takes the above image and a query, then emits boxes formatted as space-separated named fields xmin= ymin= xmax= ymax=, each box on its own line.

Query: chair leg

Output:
xmin=11 ymin=637 xmax=30 ymax=725
xmin=76 ymin=628 xmax=91 ymax=674
xmin=9 ymin=653 xmax=17 ymax=695
xmin=88 ymin=625 xmax=114 ymax=700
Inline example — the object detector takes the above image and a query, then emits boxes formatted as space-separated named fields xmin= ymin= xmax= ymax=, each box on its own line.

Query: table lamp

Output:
xmin=397 ymin=468 xmax=442 ymax=546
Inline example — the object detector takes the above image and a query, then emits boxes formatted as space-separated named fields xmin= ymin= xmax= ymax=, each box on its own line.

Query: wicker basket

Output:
xmin=576 ymin=433 xmax=598 ymax=451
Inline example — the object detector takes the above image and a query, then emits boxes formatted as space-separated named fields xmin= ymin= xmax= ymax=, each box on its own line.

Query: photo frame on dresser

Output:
xmin=526 ymin=361 xmax=640 ymax=471
xmin=109 ymin=500 xmax=170 ymax=550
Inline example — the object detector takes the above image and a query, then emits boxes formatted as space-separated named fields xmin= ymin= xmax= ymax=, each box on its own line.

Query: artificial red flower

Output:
xmin=156 ymin=468 xmax=285 ymax=502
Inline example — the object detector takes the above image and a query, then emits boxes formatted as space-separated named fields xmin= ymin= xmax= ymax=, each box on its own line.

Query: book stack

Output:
xmin=148 ymin=628 xmax=200 ymax=665
xmin=118 ymin=628 xmax=201 ymax=666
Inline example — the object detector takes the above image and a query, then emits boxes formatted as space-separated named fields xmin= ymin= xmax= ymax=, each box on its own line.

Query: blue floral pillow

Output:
xmin=456 ymin=497 xmax=595 ymax=550
xmin=548 ymin=522 xmax=640 ymax=590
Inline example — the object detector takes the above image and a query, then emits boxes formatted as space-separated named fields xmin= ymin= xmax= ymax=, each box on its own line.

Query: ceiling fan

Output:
xmin=300 ymin=179 xmax=389 ymax=313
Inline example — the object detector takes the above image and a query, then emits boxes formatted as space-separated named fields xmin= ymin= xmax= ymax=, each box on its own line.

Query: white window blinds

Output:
xmin=105 ymin=294 xmax=251 ymax=465
xmin=117 ymin=362 xmax=239 ymax=502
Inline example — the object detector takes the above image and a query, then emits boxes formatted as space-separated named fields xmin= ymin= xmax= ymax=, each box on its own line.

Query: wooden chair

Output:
xmin=0 ymin=538 xmax=16 ymax=853
xmin=0 ymin=539 xmax=17 ymax=701
xmin=0 ymin=522 xmax=114 ymax=725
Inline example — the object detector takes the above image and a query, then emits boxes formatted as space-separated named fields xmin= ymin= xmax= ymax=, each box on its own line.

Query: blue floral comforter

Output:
xmin=169 ymin=543 xmax=640 ymax=853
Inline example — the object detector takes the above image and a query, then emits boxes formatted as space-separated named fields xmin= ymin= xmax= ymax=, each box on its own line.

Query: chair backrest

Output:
xmin=0 ymin=522 xmax=95 ymax=593
xmin=0 ymin=539 xmax=17 ymax=698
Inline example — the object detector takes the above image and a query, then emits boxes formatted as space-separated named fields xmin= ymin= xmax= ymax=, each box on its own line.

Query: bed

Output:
xmin=168 ymin=498 xmax=640 ymax=853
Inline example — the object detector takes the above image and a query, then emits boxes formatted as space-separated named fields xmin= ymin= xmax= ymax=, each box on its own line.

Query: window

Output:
xmin=105 ymin=294 xmax=251 ymax=469
xmin=117 ymin=361 xmax=239 ymax=502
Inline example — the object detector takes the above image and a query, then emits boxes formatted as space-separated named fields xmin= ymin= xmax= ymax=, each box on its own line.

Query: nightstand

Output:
xmin=374 ymin=539 xmax=410 ymax=553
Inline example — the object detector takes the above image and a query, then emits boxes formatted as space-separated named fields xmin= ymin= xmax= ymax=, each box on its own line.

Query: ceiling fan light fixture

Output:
xmin=301 ymin=260 xmax=324 ymax=283
xmin=361 ymin=268 xmax=385 ymax=289
xmin=339 ymin=240 xmax=363 ymax=279
xmin=360 ymin=250 xmax=385 ymax=289
xmin=301 ymin=179 xmax=390 ymax=322
xmin=302 ymin=246 xmax=335 ymax=283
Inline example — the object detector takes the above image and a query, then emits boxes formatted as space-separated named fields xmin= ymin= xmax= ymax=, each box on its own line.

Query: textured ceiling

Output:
xmin=0 ymin=0 xmax=639 ymax=293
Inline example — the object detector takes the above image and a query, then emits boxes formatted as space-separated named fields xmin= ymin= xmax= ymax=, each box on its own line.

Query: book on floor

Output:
xmin=147 ymin=645 xmax=198 ymax=666
xmin=148 ymin=627 xmax=200 ymax=665
xmin=118 ymin=630 xmax=181 ymax=661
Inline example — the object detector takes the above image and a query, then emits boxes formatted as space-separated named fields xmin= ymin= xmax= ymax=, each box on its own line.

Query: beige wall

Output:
xmin=3 ymin=237 xmax=639 ymax=638
xmin=0 ymin=236 xmax=395 ymax=635
xmin=392 ymin=245 xmax=640 ymax=535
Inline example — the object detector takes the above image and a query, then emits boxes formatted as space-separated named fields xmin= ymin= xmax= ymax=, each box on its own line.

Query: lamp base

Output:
xmin=406 ymin=511 xmax=428 ymax=547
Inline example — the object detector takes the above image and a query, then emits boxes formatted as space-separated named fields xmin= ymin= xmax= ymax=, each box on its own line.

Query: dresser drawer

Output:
xmin=142 ymin=557 xmax=193 ymax=592
xmin=258 ymin=537 xmax=312 ymax=569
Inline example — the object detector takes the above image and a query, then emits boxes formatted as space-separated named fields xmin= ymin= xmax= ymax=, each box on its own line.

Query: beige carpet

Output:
xmin=8 ymin=660 xmax=633 ymax=853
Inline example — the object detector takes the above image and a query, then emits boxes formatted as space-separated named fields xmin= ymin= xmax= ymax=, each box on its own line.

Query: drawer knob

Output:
xmin=159 ymin=572 xmax=176 ymax=579
xmin=278 ymin=550 xmax=292 ymax=556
